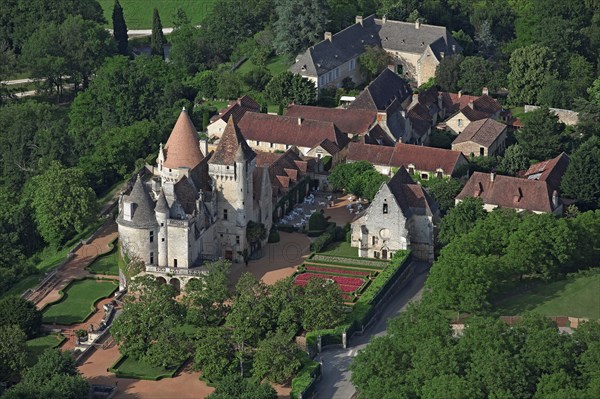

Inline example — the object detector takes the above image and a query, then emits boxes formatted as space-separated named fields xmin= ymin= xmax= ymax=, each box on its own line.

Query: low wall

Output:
xmin=524 ymin=105 xmax=579 ymax=125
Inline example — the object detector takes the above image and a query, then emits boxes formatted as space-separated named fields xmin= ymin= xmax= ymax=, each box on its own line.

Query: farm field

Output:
xmin=98 ymin=0 xmax=217 ymax=29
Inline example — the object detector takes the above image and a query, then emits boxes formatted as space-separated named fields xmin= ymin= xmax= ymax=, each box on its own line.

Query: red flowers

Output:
xmin=294 ymin=272 xmax=365 ymax=293
xmin=305 ymin=265 xmax=370 ymax=276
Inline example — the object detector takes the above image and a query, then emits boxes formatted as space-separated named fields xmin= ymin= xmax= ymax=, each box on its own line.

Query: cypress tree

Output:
xmin=112 ymin=0 xmax=128 ymax=55
xmin=151 ymin=8 xmax=165 ymax=59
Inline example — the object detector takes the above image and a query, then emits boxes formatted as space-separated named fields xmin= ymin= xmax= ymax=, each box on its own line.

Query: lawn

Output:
xmin=97 ymin=0 xmax=217 ymax=29
xmin=109 ymin=355 xmax=179 ymax=380
xmin=26 ymin=334 xmax=66 ymax=366
xmin=235 ymin=54 xmax=290 ymax=77
xmin=87 ymin=243 xmax=119 ymax=275
xmin=42 ymin=279 xmax=118 ymax=325
xmin=495 ymin=273 xmax=600 ymax=320
xmin=319 ymin=241 xmax=360 ymax=258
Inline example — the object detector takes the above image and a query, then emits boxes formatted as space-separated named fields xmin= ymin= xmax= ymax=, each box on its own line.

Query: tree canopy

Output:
xmin=273 ymin=0 xmax=329 ymax=58
xmin=561 ymin=136 xmax=600 ymax=210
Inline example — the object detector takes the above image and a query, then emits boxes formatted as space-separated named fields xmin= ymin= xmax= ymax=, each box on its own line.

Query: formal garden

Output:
xmin=42 ymin=278 xmax=118 ymax=325
xmin=86 ymin=239 xmax=121 ymax=276
xmin=25 ymin=333 xmax=66 ymax=366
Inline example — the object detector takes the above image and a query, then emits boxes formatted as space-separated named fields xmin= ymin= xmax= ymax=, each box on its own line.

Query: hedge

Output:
xmin=290 ymin=354 xmax=321 ymax=399
xmin=276 ymin=223 xmax=297 ymax=233
xmin=108 ymin=355 xmax=181 ymax=380
xmin=268 ymin=228 xmax=280 ymax=243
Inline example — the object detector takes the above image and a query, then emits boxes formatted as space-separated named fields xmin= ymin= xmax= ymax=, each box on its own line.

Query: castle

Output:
xmin=117 ymin=109 xmax=272 ymax=289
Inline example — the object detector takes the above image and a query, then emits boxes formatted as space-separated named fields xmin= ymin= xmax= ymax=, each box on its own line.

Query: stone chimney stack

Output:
xmin=468 ymin=101 xmax=474 ymax=109
xmin=458 ymin=90 xmax=462 ymax=98
xmin=490 ymin=172 xmax=495 ymax=182
xmin=356 ymin=15 xmax=363 ymax=25
xmin=415 ymin=19 xmax=421 ymax=29
xmin=382 ymin=15 xmax=387 ymax=23
xmin=324 ymin=32 xmax=332 ymax=41
xmin=298 ymin=117 xmax=303 ymax=125
xmin=440 ymin=51 xmax=445 ymax=58
xmin=482 ymin=87 xmax=489 ymax=96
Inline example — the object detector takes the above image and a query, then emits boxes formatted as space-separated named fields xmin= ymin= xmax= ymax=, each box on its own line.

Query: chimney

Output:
xmin=468 ymin=101 xmax=474 ymax=109
xmin=203 ymin=138 xmax=209 ymax=157
xmin=412 ymin=92 xmax=419 ymax=104
xmin=458 ymin=90 xmax=462 ymax=98
xmin=324 ymin=32 xmax=332 ymax=41
xmin=382 ymin=15 xmax=387 ymax=23
xmin=440 ymin=51 xmax=445 ymax=58
xmin=490 ymin=172 xmax=495 ymax=182
xmin=482 ymin=87 xmax=489 ymax=96
xmin=552 ymin=190 xmax=559 ymax=208
xmin=298 ymin=117 xmax=303 ymax=125
xmin=415 ymin=19 xmax=421 ymax=29
xmin=355 ymin=15 xmax=363 ymax=25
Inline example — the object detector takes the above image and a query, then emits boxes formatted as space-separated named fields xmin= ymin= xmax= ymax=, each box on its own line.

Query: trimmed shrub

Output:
xmin=310 ymin=232 xmax=334 ymax=252
xmin=309 ymin=212 xmax=328 ymax=231
xmin=268 ymin=226 xmax=280 ymax=243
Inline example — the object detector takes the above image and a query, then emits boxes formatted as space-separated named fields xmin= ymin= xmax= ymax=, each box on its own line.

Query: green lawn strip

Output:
xmin=235 ymin=54 xmax=289 ymax=76
xmin=97 ymin=0 xmax=217 ymax=29
xmin=25 ymin=334 xmax=66 ymax=366
xmin=303 ymin=260 xmax=379 ymax=273
xmin=87 ymin=241 xmax=119 ymax=275
xmin=290 ymin=353 xmax=321 ymax=399
xmin=108 ymin=355 xmax=181 ymax=380
xmin=42 ymin=279 xmax=118 ymax=325
xmin=298 ymin=266 xmax=374 ymax=280
xmin=318 ymin=241 xmax=359 ymax=258
xmin=494 ymin=273 xmax=600 ymax=320
xmin=1 ymin=275 xmax=41 ymax=299
xmin=309 ymin=257 xmax=387 ymax=270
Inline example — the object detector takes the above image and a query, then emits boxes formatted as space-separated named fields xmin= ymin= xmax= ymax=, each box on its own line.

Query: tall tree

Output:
xmin=264 ymin=72 xmax=316 ymax=106
xmin=498 ymin=144 xmax=529 ymax=175
xmin=301 ymin=277 xmax=344 ymax=333
xmin=252 ymin=332 xmax=302 ymax=384
xmin=0 ymin=325 xmax=27 ymax=386
xmin=507 ymin=45 xmax=558 ymax=106
xmin=0 ymin=296 xmax=42 ymax=338
xmin=193 ymin=327 xmax=237 ymax=382
xmin=273 ymin=0 xmax=329 ymax=58
xmin=435 ymin=54 xmax=464 ymax=93
xmin=358 ymin=46 xmax=391 ymax=82
xmin=112 ymin=0 xmax=128 ymax=55
xmin=516 ymin=106 xmax=565 ymax=161
xmin=151 ymin=8 xmax=165 ymax=59
xmin=30 ymin=162 xmax=96 ymax=247
xmin=207 ymin=373 xmax=277 ymax=399
xmin=561 ymin=136 xmax=600 ymax=210
xmin=438 ymin=197 xmax=487 ymax=245
xmin=184 ymin=260 xmax=231 ymax=327
xmin=458 ymin=56 xmax=502 ymax=95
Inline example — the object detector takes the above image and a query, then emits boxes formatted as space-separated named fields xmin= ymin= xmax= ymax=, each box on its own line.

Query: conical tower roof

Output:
xmin=209 ymin=117 xmax=255 ymax=165
xmin=118 ymin=175 xmax=158 ymax=228
xmin=154 ymin=189 xmax=169 ymax=214
xmin=163 ymin=108 xmax=204 ymax=169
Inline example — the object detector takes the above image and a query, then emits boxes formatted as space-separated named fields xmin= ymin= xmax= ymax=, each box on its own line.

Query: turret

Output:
xmin=154 ymin=190 xmax=169 ymax=267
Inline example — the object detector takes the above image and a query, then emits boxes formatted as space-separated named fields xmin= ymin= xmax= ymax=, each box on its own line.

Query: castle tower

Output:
xmin=154 ymin=189 xmax=169 ymax=267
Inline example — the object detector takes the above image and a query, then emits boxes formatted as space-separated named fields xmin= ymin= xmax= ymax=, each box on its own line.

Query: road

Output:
xmin=313 ymin=260 xmax=430 ymax=399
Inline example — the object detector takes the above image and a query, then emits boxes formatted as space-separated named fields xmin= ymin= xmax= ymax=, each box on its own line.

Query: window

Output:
xmin=220 ymin=233 xmax=223 ymax=238
xmin=374 ymin=251 xmax=380 ymax=259
xmin=223 ymin=209 xmax=228 ymax=220
xmin=421 ymin=173 xmax=429 ymax=180
xmin=173 ymin=259 xmax=178 ymax=268
xmin=436 ymin=171 xmax=443 ymax=179
xmin=257 ymin=141 xmax=260 ymax=146
xmin=383 ymin=203 xmax=388 ymax=214
xmin=150 ymin=252 xmax=154 ymax=264
xmin=480 ymin=147 xmax=485 ymax=156
xmin=149 ymin=231 xmax=154 ymax=243
xmin=161 ymin=238 xmax=165 ymax=242
xmin=408 ymin=166 xmax=415 ymax=175
xmin=457 ymin=119 xmax=463 ymax=128
xmin=160 ymin=223 xmax=164 ymax=227
xmin=372 ymin=236 xmax=378 ymax=245
xmin=226 ymin=166 xmax=230 ymax=170
xmin=236 ymin=236 xmax=240 ymax=244
xmin=270 ymin=142 xmax=274 ymax=148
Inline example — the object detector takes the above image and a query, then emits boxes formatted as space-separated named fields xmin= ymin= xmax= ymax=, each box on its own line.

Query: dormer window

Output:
xmin=123 ymin=202 xmax=134 ymax=221
xmin=383 ymin=201 xmax=388 ymax=214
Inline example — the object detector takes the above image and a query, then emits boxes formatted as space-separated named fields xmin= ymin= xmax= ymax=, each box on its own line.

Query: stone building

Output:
xmin=451 ymin=118 xmax=508 ymax=157
xmin=350 ymin=167 xmax=440 ymax=262
xmin=439 ymin=90 xmax=503 ymax=134
xmin=206 ymin=96 xmax=261 ymax=139
xmin=117 ymin=110 xmax=272 ymax=289
xmin=290 ymin=15 xmax=462 ymax=89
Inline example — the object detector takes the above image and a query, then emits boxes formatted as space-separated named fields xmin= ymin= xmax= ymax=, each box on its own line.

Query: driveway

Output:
xmin=313 ymin=261 xmax=430 ymax=399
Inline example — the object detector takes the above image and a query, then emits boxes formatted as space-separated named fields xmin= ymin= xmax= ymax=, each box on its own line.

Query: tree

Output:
xmin=0 ymin=325 xmax=27 ymax=386
xmin=498 ymin=144 xmax=529 ymax=175
xmin=151 ymin=8 xmax=165 ymax=58
xmin=588 ymin=78 xmax=600 ymax=106
xmin=438 ymin=197 xmax=487 ymax=245
xmin=348 ymin=169 xmax=389 ymax=201
xmin=0 ymin=296 xmax=42 ymax=338
xmin=252 ymin=332 xmax=302 ymax=383
xmin=4 ymin=349 xmax=89 ymax=399
xmin=30 ymin=162 xmax=96 ymax=247
xmin=264 ymin=72 xmax=316 ymax=106
xmin=273 ymin=0 xmax=329 ymax=58
xmin=111 ymin=275 xmax=185 ymax=365
xmin=243 ymin=68 xmax=272 ymax=92
xmin=426 ymin=178 xmax=464 ymax=215
xmin=507 ymin=45 xmax=558 ymax=106
xmin=267 ymin=277 xmax=303 ymax=338
xmin=458 ymin=56 xmax=500 ymax=95
xmin=328 ymin=160 xmax=375 ymax=191
xmin=516 ymin=106 xmax=565 ymax=161
xmin=193 ymin=327 xmax=236 ymax=382
xmin=301 ymin=277 xmax=343 ymax=333
xmin=216 ymin=72 xmax=242 ymax=100
xmin=207 ymin=373 xmax=277 ymax=399
xmin=184 ymin=260 xmax=231 ymax=327
xmin=192 ymin=70 xmax=218 ymax=100
xmin=112 ymin=0 xmax=128 ymax=55
xmin=358 ymin=46 xmax=392 ymax=82
xmin=435 ymin=54 xmax=464 ymax=93
xmin=561 ymin=136 xmax=600 ymax=210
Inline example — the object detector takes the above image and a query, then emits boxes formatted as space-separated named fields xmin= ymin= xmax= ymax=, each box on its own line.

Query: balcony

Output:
xmin=146 ymin=265 xmax=208 ymax=277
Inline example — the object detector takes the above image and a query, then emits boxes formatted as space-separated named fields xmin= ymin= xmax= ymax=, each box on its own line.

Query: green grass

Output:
xmin=42 ymin=279 xmax=118 ymax=325
xmin=97 ymin=0 xmax=217 ymax=29
xmin=109 ymin=355 xmax=179 ymax=380
xmin=318 ymin=241 xmax=361 ymax=258
xmin=87 ymin=242 xmax=119 ymax=275
xmin=26 ymin=334 xmax=66 ymax=366
xmin=510 ymin=106 xmax=526 ymax=118
xmin=494 ymin=273 xmax=600 ymax=320
xmin=236 ymin=54 xmax=290 ymax=77
xmin=290 ymin=353 xmax=320 ymax=399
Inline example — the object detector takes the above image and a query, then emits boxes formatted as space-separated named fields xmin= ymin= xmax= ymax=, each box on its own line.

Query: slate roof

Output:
xmin=348 ymin=69 xmax=412 ymax=112
xmin=348 ymin=142 xmax=466 ymax=175
xmin=118 ymin=176 xmax=158 ymax=228
xmin=209 ymin=95 xmax=261 ymax=124
xmin=154 ymin=189 xmax=169 ymax=214
xmin=386 ymin=167 xmax=438 ymax=216
xmin=407 ymin=102 xmax=432 ymax=136
xmin=237 ymin=112 xmax=350 ymax=152
xmin=524 ymin=152 xmax=569 ymax=192
xmin=456 ymin=172 xmax=560 ymax=213
xmin=290 ymin=15 xmax=462 ymax=77
xmin=164 ymin=109 xmax=204 ymax=169
xmin=364 ymin=124 xmax=396 ymax=146
xmin=285 ymin=105 xmax=376 ymax=135
xmin=452 ymin=118 xmax=507 ymax=147
xmin=209 ymin=118 xmax=256 ymax=165
xmin=256 ymin=148 xmax=311 ymax=196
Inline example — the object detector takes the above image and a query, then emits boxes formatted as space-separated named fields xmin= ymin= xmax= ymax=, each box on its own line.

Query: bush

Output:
xmin=276 ymin=224 xmax=296 ymax=233
xmin=290 ymin=354 xmax=321 ymax=399
xmin=308 ymin=212 xmax=328 ymax=230
xmin=310 ymin=232 xmax=334 ymax=252
xmin=267 ymin=226 xmax=280 ymax=243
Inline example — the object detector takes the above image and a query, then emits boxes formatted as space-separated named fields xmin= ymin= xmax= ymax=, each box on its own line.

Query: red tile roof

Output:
xmin=452 ymin=118 xmax=507 ymax=147
xmin=163 ymin=109 xmax=204 ymax=169
xmin=524 ymin=153 xmax=569 ymax=191
xmin=210 ymin=95 xmax=261 ymax=123
xmin=348 ymin=142 xmax=467 ymax=175
xmin=285 ymin=105 xmax=376 ymax=136
xmin=238 ymin=112 xmax=349 ymax=152
xmin=256 ymin=148 xmax=311 ymax=196
xmin=209 ymin=118 xmax=256 ymax=165
xmin=440 ymin=92 xmax=502 ymax=122
xmin=387 ymin=167 xmax=438 ymax=216
xmin=456 ymin=172 xmax=560 ymax=213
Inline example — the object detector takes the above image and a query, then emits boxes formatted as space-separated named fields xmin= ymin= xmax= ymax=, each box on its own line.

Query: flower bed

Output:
xmin=311 ymin=254 xmax=388 ymax=269
xmin=294 ymin=273 xmax=366 ymax=294
xmin=304 ymin=265 xmax=371 ymax=276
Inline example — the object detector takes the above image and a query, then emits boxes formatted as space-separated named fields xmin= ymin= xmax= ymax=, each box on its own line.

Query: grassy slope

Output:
xmin=495 ymin=273 xmax=600 ymax=319
xmin=97 ymin=0 xmax=217 ymax=29
xmin=111 ymin=356 xmax=177 ymax=380
xmin=87 ymin=243 xmax=119 ymax=275
xmin=42 ymin=279 xmax=118 ymax=325
xmin=25 ymin=334 xmax=66 ymax=366
xmin=318 ymin=241 xmax=361 ymax=258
